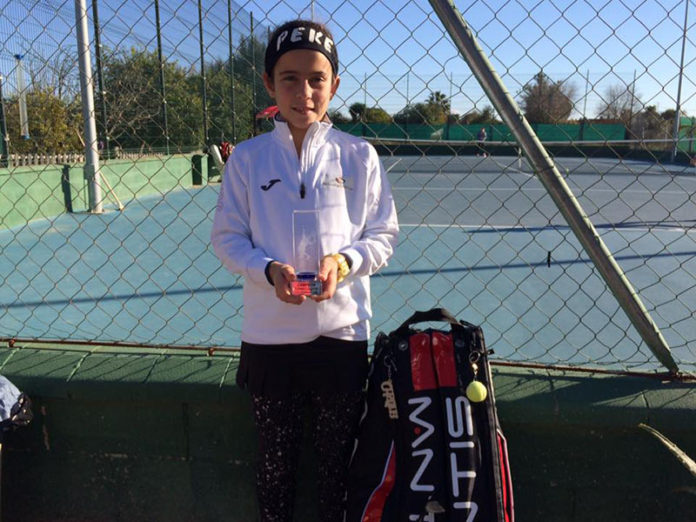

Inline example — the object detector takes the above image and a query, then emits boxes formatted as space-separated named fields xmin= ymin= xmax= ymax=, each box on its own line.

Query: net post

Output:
xmin=428 ymin=0 xmax=679 ymax=374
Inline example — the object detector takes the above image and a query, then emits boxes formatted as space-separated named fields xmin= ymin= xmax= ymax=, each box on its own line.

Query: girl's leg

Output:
xmin=251 ymin=393 xmax=305 ymax=522
xmin=310 ymin=391 xmax=364 ymax=522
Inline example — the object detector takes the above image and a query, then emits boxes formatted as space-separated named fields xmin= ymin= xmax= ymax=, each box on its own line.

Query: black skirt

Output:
xmin=237 ymin=336 xmax=369 ymax=399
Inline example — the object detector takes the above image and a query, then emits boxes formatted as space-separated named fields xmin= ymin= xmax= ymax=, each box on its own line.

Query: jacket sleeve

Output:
xmin=210 ymin=152 xmax=273 ymax=286
xmin=341 ymin=144 xmax=399 ymax=277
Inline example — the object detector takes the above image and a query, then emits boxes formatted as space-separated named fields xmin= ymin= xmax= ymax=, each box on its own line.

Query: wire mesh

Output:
xmin=0 ymin=0 xmax=695 ymax=374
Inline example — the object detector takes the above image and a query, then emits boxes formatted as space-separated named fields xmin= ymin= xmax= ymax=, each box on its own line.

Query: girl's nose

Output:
xmin=297 ymin=80 xmax=311 ymax=98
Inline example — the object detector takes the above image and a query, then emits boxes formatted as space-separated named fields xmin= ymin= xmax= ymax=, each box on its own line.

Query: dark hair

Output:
xmin=264 ymin=20 xmax=339 ymax=78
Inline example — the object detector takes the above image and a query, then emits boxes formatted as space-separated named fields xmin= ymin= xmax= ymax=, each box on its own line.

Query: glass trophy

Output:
xmin=291 ymin=210 xmax=323 ymax=296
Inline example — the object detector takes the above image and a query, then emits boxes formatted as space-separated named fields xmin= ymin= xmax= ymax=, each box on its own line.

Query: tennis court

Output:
xmin=1 ymin=151 xmax=694 ymax=372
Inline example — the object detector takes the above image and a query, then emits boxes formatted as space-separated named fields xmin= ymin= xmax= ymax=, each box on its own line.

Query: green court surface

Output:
xmin=1 ymin=154 xmax=695 ymax=372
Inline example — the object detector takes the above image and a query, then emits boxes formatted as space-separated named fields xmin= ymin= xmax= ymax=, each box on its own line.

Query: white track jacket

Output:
xmin=211 ymin=119 xmax=399 ymax=344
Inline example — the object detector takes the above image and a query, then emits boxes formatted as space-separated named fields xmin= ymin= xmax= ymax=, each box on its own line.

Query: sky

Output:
xmin=1 ymin=0 xmax=694 ymax=124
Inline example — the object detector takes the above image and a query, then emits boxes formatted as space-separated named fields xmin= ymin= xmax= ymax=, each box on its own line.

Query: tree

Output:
xmin=660 ymin=109 xmax=676 ymax=122
xmin=363 ymin=107 xmax=391 ymax=123
xmin=596 ymin=83 xmax=640 ymax=125
xmin=327 ymin=109 xmax=350 ymax=123
xmin=27 ymin=49 xmax=80 ymax=102
xmin=427 ymin=91 xmax=450 ymax=115
xmin=460 ymin=105 xmax=499 ymax=124
xmin=349 ymin=103 xmax=366 ymax=122
xmin=520 ymin=71 xmax=576 ymax=123
xmin=235 ymin=34 xmax=274 ymax=116
xmin=393 ymin=103 xmax=440 ymax=125
xmin=4 ymin=87 xmax=82 ymax=153
xmin=348 ymin=103 xmax=391 ymax=123
xmin=102 ymin=48 xmax=202 ymax=150
xmin=393 ymin=104 xmax=422 ymax=124
xmin=207 ymin=58 xmax=255 ymax=142
xmin=631 ymin=105 xmax=670 ymax=141
xmin=393 ymin=91 xmax=454 ymax=126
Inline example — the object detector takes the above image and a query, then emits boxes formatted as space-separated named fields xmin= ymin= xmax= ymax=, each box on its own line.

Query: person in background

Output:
xmin=477 ymin=126 xmax=488 ymax=157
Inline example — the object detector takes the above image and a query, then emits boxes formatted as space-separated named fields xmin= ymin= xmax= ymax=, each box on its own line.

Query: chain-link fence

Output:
xmin=1 ymin=0 xmax=695 ymax=375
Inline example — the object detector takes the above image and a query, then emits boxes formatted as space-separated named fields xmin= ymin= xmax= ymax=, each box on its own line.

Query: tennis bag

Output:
xmin=345 ymin=308 xmax=513 ymax=522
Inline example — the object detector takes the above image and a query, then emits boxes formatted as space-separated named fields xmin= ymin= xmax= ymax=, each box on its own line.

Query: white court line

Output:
xmin=385 ymin=158 xmax=403 ymax=173
xmin=397 ymin=223 xmax=696 ymax=233
xmin=399 ymin=223 xmax=530 ymax=229
xmin=393 ymin=186 xmax=691 ymax=196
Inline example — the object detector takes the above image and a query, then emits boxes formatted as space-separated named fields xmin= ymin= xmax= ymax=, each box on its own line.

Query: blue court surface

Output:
xmin=1 ymin=154 xmax=695 ymax=373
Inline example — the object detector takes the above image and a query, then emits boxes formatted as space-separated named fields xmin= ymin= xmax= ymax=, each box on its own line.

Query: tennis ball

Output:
xmin=466 ymin=380 xmax=488 ymax=403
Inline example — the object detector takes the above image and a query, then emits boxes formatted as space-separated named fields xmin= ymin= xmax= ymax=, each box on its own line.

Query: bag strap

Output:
xmin=395 ymin=308 xmax=462 ymax=334
xmin=394 ymin=308 xmax=487 ymax=359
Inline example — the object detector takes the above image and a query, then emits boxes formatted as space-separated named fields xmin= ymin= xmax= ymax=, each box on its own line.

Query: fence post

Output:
xmin=197 ymin=0 xmax=209 ymax=147
xmin=0 ymin=74 xmax=8 ymax=168
xmin=92 ymin=0 xmax=110 ymax=161
xmin=227 ymin=0 xmax=236 ymax=144
xmin=429 ymin=0 xmax=679 ymax=374
xmin=154 ymin=0 xmax=170 ymax=155
xmin=671 ymin=0 xmax=689 ymax=163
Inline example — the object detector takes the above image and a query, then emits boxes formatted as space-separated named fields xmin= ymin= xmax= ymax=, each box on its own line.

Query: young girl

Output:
xmin=211 ymin=19 xmax=398 ymax=522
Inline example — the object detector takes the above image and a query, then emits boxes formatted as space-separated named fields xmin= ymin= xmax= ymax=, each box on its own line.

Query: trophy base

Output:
xmin=291 ymin=272 xmax=323 ymax=296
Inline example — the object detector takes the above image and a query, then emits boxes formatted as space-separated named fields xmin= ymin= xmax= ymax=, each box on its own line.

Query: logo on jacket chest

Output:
xmin=260 ymin=179 xmax=282 ymax=191
xmin=321 ymin=174 xmax=353 ymax=190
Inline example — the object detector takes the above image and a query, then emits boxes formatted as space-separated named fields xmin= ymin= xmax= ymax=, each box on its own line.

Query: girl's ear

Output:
xmin=263 ymin=72 xmax=276 ymax=98
xmin=330 ymin=75 xmax=341 ymax=100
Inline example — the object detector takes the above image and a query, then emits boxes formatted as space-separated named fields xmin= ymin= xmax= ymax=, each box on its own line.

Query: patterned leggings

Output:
xmin=251 ymin=391 xmax=364 ymax=522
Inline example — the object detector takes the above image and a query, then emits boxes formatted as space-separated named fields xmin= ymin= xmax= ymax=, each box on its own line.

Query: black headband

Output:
xmin=265 ymin=22 xmax=339 ymax=76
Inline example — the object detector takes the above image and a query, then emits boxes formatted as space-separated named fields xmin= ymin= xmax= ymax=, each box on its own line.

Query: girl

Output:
xmin=211 ymin=19 xmax=398 ymax=522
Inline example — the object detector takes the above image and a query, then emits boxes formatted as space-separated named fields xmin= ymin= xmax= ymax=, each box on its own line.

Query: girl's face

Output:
xmin=264 ymin=49 xmax=340 ymax=136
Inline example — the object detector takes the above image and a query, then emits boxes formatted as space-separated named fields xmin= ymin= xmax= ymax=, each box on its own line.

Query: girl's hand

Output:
xmin=268 ymin=261 xmax=306 ymax=305
xmin=311 ymin=255 xmax=339 ymax=302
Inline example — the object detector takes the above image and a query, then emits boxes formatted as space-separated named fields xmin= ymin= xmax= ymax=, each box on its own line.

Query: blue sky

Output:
xmin=1 ymin=0 xmax=694 ymax=123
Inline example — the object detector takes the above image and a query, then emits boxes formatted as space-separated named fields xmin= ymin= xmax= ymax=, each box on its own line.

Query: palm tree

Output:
xmin=427 ymin=91 xmax=451 ymax=114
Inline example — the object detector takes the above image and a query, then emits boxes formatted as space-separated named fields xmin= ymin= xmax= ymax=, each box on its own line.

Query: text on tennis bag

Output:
xmin=408 ymin=395 xmax=479 ymax=520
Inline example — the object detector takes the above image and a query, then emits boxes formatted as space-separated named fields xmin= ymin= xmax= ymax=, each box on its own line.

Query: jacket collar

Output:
xmin=271 ymin=114 xmax=333 ymax=151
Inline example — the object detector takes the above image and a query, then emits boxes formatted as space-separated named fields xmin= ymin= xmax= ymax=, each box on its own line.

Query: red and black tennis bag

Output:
xmin=345 ymin=308 xmax=513 ymax=522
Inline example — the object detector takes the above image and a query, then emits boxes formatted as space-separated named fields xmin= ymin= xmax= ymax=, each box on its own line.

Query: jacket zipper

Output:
xmin=299 ymin=125 xmax=319 ymax=199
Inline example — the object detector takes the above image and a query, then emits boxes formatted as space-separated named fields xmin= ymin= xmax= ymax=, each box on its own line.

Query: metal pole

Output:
xmin=251 ymin=11 xmax=257 ymax=136
xmin=582 ymin=69 xmax=589 ymax=120
xmin=363 ymin=72 xmax=367 ymax=136
xmin=628 ymin=69 xmax=636 ymax=140
xmin=405 ymin=71 xmax=409 ymax=137
xmin=580 ymin=69 xmax=590 ymax=141
xmin=671 ymin=0 xmax=689 ymax=163
xmin=429 ymin=0 xmax=678 ymax=374
xmin=75 ymin=0 xmax=102 ymax=213
xmin=91 ymin=0 xmax=109 ymax=160
xmin=14 ymin=54 xmax=29 ymax=140
xmin=363 ymin=72 xmax=367 ymax=107
xmin=447 ymin=72 xmax=453 ymax=139
xmin=197 ymin=0 xmax=209 ymax=146
xmin=154 ymin=0 xmax=170 ymax=154
xmin=227 ymin=0 xmax=236 ymax=143
xmin=0 ymin=74 xmax=9 ymax=167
